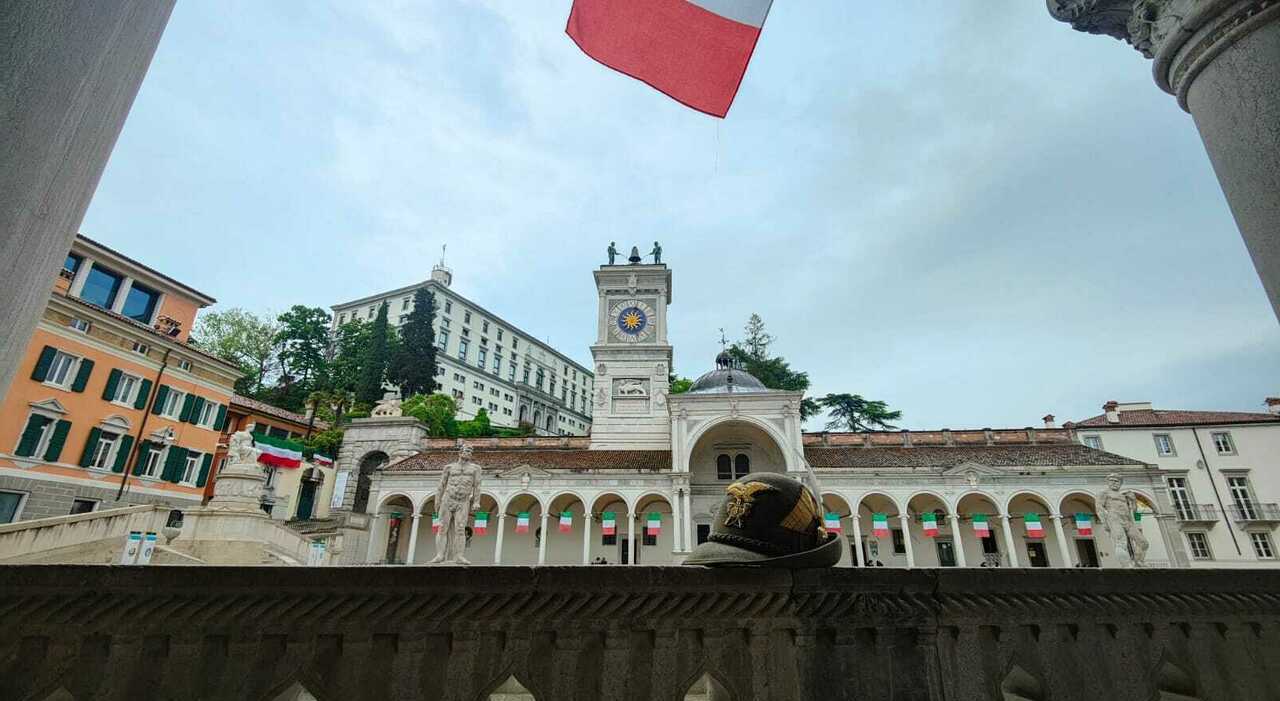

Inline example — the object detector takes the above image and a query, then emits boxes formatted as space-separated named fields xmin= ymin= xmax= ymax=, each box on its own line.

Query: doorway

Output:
xmin=295 ymin=480 xmax=317 ymax=520
xmin=935 ymin=539 xmax=957 ymax=567
xmin=1025 ymin=541 xmax=1049 ymax=567
xmin=1075 ymin=538 xmax=1099 ymax=567
xmin=619 ymin=536 xmax=633 ymax=564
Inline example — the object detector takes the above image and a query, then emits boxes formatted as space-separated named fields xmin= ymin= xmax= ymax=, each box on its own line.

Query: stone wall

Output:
xmin=1 ymin=566 xmax=1276 ymax=700
xmin=0 ymin=472 xmax=198 ymax=522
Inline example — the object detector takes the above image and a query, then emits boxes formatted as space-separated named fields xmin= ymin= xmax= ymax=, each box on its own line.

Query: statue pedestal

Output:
xmin=205 ymin=461 xmax=267 ymax=513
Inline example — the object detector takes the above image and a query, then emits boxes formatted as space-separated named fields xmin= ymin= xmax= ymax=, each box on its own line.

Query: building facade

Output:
xmin=1068 ymin=399 xmax=1280 ymax=567
xmin=331 ymin=263 xmax=594 ymax=436
xmin=0 ymin=235 xmax=240 ymax=524
xmin=332 ymin=255 xmax=1188 ymax=570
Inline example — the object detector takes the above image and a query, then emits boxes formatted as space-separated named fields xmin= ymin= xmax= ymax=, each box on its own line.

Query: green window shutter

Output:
xmin=188 ymin=396 xmax=206 ymax=424
xmin=101 ymin=368 xmax=122 ymax=401
xmin=178 ymin=394 xmax=195 ymax=422
xmin=42 ymin=420 xmax=72 ymax=462
xmin=151 ymin=385 xmax=170 ymax=414
xmin=196 ymin=453 xmax=214 ymax=487
xmin=70 ymin=358 xmax=94 ymax=393
xmin=213 ymin=404 xmax=228 ymax=431
xmin=15 ymin=415 xmax=51 ymax=457
xmin=79 ymin=427 xmax=103 ymax=467
xmin=132 ymin=440 xmax=153 ymax=476
xmin=31 ymin=346 xmax=57 ymax=382
xmin=111 ymin=435 xmax=134 ymax=474
xmin=162 ymin=447 xmax=188 ymax=483
xmin=134 ymin=379 xmax=153 ymax=410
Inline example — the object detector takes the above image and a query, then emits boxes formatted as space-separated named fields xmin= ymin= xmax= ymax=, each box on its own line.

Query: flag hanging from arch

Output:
xmin=872 ymin=513 xmax=889 ymax=537
xmin=646 ymin=512 xmax=662 ymax=535
xmin=823 ymin=512 xmax=841 ymax=533
xmin=602 ymin=511 xmax=617 ymax=536
xmin=1025 ymin=513 xmax=1044 ymax=538
xmin=565 ymin=0 xmax=774 ymax=118
xmin=473 ymin=512 xmax=488 ymax=535
xmin=559 ymin=511 xmax=573 ymax=533
xmin=921 ymin=512 xmax=939 ymax=537
xmin=515 ymin=512 xmax=530 ymax=534
xmin=972 ymin=513 xmax=990 ymax=537
xmin=431 ymin=513 xmax=441 ymax=534
xmin=1075 ymin=513 xmax=1092 ymax=536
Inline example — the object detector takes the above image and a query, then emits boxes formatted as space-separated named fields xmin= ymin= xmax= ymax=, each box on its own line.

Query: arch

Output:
xmin=480 ymin=670 xmax=543 ymax=701
xmin=352 ymin=450 xmax=390 ymax=514
xmin=854 ymin=491 xmax=904 ymax=514
xmin=1058 ymin=491 xmax=1098 ymax=516
xmin=956 ymin=490 xmax=1005 ymax=516
xmin=631 ymin=490 xmax=674 ymax=513
xmin=547 ymin=490 xmax=590 ymax=511
xmin=501 ymin=492 xmax=544 ymax=513
xmin=685 ymin=414 xmax=792 ymax=468
xmin=906 ymin=490 xmax=951 ymax=514
xmin=715 ymin=453 xmax=732 ymax=480
xmin=1000 ymin=662 xmax=1045 ymax=700
xmin=1004 ymin=490 xmax=1053 ymax=516
xmin=682 ymin=669 xmax=736 ymax=700
xmin=269 ymin=680 xmax=324 ymax=701
xmin=376 ymin=492 xmax=414 ymax=513
xmin=821 ymin=492 xmax=856 ymax=567
xmin=1154 ymin=656 xmax=1199 ymax=700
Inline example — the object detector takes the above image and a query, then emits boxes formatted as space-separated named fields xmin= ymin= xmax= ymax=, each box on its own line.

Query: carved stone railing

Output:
xmin=2 ymin=566 xmax=1278 ymax=700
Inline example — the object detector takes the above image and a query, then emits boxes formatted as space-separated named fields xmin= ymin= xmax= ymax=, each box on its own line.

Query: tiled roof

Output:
xmin=804 ymin=444 xmax=1137 ymax=469
xmin=387 ymin=448 xmax=671 ymax=472
xmin=232 ymin=394 xmax=329 ymax=431
xmin=1073 ymin=409 xmax=1280 ymax=428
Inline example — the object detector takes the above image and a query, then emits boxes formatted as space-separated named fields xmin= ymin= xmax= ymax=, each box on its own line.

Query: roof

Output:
xmin=804 ymin=444 xmax=1137 ymax=469
xmin=60 ymin=294 xmax=241 ymax=374
xmin=686 ymin=367 xmax=772 ymax=394
xmin=76 ymin=234 xmax=217 ymax=305
xmin=231 ymin=394 xmax=329 ymax=431
xmin=387 ymin=448 xmax=670 ymax=472
xmin=1072 ymin=409 xmax=1280 ymax=428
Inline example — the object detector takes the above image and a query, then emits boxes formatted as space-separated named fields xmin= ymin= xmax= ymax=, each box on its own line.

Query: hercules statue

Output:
xmin=429 ymin=442 xmax=483 ymax=565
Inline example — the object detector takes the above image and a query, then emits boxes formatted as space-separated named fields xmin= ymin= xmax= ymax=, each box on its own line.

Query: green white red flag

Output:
xmin=972 ymin=513 xmax=990 ymax=537
xmin=647 ymin=512 xmax=662 ymax=535
xmin=1025 ymin=513 xmax=1044 ymax=538
xmin=602 ymin=511 xmax=616 ymax=535
xmin=473 ymin=512 xmax=488 ymax=535
xmin=559 ymin=511 xmax=573 ymax=533
xmin=1075 ymin=512 xmax=1092 ymax=536
xmin=921 ymin=512 xmax=939 ymax=537
xmin=431 ymin=513 xmax=440 ymax=534
xmin=872 ymin=513 xmax=889 ymax=537
xmin=515 ymin=512 xmax=530 ymax=534
xmin=254 ymin=433 xmax=303 ymax=468
xmin=823 ymin=512 xmax=841 ymax=533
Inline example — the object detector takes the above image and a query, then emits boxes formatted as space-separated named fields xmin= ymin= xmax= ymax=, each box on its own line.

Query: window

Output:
xmin=734 ymin=454 xmax=750 ymax=479
xmin=1228 ymin=476 xmax=1257 ymax=519
xmin=68 ymin=318 xmax=90 ymax=333
xmin=458 ymin=340 xmax=468 ymax=360
xmin=461 ymin=328 xmax=470 ymax=339
xmin=452 ymin=389 xmax=464 ymax=400
xmin=508 ymin=364 xmax=516 ymax=382
xmin=131 ymin=342 xmax=150 ymax=356
xmin=1167 ymin=477 xmax=1194 ymax=520
xmin=367 ymin=306 xmax=375 ymax=319
xmin=444 ymin=300 xmax=452 ymax=314
xmin=69 ymin=498 xmax=99 ymax=515
xmin=489 ymin=402 xmax=497 ymax=411
xmin=338 ymin=313 xmax=345 ymax=324
xmin=513 ymin=338 xmax=519 ymax=350
xmin=497 ymin=329 xmax=504 ymax=341
xmin=1153 ymin=433 xmax=1176 ymax=456
xmin=197 ymin=400 xmax=219 ymax=428
xmin=1186 ymin=532 xmax=1213 ymax=560
xmin=549 ymin=378 xmax=556 ymax=395
xmin=44 ymin=351 xmax=79 ymax=388
xmin=111 ymin=373 xmax=141 ymax=405
xmin=536 ymin=369 xmax=544 ymax=389
xmin=181 ymin=452 xmax=202 ymax=484
xmin=140 ymin=444 xmax=164 ymax=478
xmin=891 ymin=529 xmax=906 ymax=554
xmin=176 ymin=358 xmax=191 ymax=371
xmin=120 ymin=282 xmax=160 ymax=323
xmin=398 ymin=315 xmax=408 ymax=325
xmin=79 ymin=265 xmax=123 ymax=310
xmin=437 ymin=330 xmax=449 ymax=350
xmin=1082 ymin=435 xmax=1103 ymax=450
xmin=402 ymin=297 xmax=410 ymax=310
xmin=268 ymin=426 xmax=289 ymax=440
xmin=160 ymin=389 xmax=187 ymax=419
xmin=0 ymin=491 xmax=25 ymax=524
xmin=478 ymin=349 xmax=487 ymax=367
xmin=90 ymin=431 xmax=120 ymax=470
xmin=473 ymin=381 xmax=484 ymax=391
xmin=482 ymin=320 xmax=489 ymax=333
xmin=471 ymin=396 xmax=482 ymax=406
xmin=464 ymin=311 xmax=471 ymax=324
xmin=1250 ymin=532 xmax=1275 ymax=559
xmin=453 ymin=373 xmax=465 ymax=382
xmin=493 ymin=353 xmax=502 ymax=372
xmin=435 ymin=366 xmax=445 ymax=377
xmin=1211 ymin=432 xmax=1236 ymax=455
xmin=63 ymin=254 xmax=83 ymax=278
xmin=716 ymin=454 xmax=732 ymax=480
xmin=441 ymin=318 xmax=451 ymax=330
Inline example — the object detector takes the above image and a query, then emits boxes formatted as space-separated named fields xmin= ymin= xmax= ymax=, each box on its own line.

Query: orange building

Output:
xmin=0 ymin=235 xmax=241 ymax=523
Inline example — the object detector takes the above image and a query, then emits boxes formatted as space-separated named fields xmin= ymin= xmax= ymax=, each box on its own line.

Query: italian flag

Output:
xmin=1025 ymin=513 xmax=1044 ymax=538
xmin=646 ymin=512 xmax=662 ymax=535
xmin=602 ymin=511 xmax=616 ymax=536
xmin=872 ymin=513 xmax=889 ymax=537
xmin=254 ymin=433 xmax=303 ymax=468
xmin=515 ymin=512 xmax=530 ymax=534
xmin=1075 ymin=512 xmax=1092 ymax=536
xmin=921 ymin=512 xmax=939 ymax=537
xmin=312 ymin=453 xmax=334 ymax=467
xmin=565 ymin=0 xmax=773 ymax=118
xmin=473 ymin=512 xmax=488 ymax=535
xmin=973 ymin=513 xmax=991 ymax=537
xmin=823 ymin=512 xmax=841 ymax=533
xmin=1133 ymin=511 xmax=1143 ymax=522
xmin=559 ymin=511 xmax=573 ymax=533
xmin=431 ymin=513 xmax=440 ymax=534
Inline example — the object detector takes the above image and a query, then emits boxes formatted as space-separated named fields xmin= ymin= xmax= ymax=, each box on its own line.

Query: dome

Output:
xmin=687 ymin=365 xmax=771 ymax=394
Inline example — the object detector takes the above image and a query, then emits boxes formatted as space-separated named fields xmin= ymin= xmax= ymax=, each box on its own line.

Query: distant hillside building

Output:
xmin=330 ymin=262 xmax=593 ymax=436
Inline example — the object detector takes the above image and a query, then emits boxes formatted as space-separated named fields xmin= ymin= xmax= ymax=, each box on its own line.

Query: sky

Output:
xmin=82 ymin=1 xmax=1280 ymax=431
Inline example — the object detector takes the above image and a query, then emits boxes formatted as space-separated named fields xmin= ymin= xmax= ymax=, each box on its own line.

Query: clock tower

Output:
xmin=589 ymin=259 xmax=673 ymax=449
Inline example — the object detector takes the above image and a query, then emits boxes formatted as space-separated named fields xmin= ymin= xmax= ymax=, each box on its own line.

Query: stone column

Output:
xmin=851 ymin=512 xmax=865 ymax=567
xmin=494 ymin=513 xmax=506 ymax=564
xmin=949 ymin=514 xmax=967 ymax=568
xmin=627 ymin=509 xmax=636 ymax=565
xmin=405 ymin=514 xmax=421 ymax=565
xmin=898 ymin=514 xmax=916 ymax=569
xmin=0 ymin=1 xmax=175 ymax=400
xmin=1049 ymin=0 xmax=1280 ymax=322
xmin=581 ymin=509 xmax=592 ymax=564
xmin=1001 ymin=515 xmax=1021 ymax=567
xmin=670 ymin=490 xmax=682 ymax=553
xmin=1051 ymin=513 xmax=1074 ymax=567
xmin=537 ymin=512 xmax=548 ymax=565
xmin=682 ymin=489 xmax=693 ymax=552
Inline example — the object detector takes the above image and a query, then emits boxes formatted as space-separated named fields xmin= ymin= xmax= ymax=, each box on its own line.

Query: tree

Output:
xmin=727 ymin=344 xmax=821 ymax=418
xmin=302 ymin=428 xmax=344 ymax=459
xmin=669 ymin=375 xmax=694 ymax=394
xmin=275 ymin=305 xmax=331 ymax=391
xmin=387 ymin=287 xmax=439 ymax=398
xmin=329 ymin=318 xmax=371 ymax=395
xmin=817 ymin=393 xmax=903 ymax=432
xmin=355 ymin=303 xmax=391 ymax=405
xmin=190 ymin=308 xmax=280 ymax=395
xmin=402 ymin=393 xmax=459 ymax=437
xmin=458 ymin=408 xmax=493 ymax=437
xmin=742 ymin=313 xmax=774 ymax=361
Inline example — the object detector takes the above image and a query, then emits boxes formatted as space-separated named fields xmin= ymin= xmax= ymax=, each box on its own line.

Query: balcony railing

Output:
xmin=1174 ymin=503 xmax=1219 ymax=523
xmin=1228 ymin=502 xmax=1280 ymax=522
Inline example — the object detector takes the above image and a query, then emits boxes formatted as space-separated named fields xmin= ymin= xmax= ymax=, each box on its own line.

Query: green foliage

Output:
xmin=817 ymin=393 xmax=903 ymax=432
xmin=344 ymin=408 xmax=371 ymax=420
xmin=308 ymin=388 xmax=354 ymax=425
xmin=191 ymin=308 xmax=280 ymax=394
xmin=329 ymin=319 xmax=372 ymax=395
xmin=458 ymin=408 xmax=492 ymax=438
xmin=355 ymin=302 xmax=391 ymax=405
xmin=742 ymin=313 xmax=773 ymax=361
xmin=275 ymin=306 xmax=331 ymax=389
xmin=726 ymin=344 xmax=820 ymax=419
xmin=303 ymin=428 xmax=344 ymax=458
xmin=402 ymin=393 xmax=459 ymax=437
xmin=387 ymin=287 xmax=439 ymax=398
xmin=669 ymin=375 xmax=693 ymax=394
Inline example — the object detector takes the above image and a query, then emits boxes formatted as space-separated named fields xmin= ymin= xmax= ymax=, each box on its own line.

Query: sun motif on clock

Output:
xmin=609 ymin=299 xmax=656 ymax=342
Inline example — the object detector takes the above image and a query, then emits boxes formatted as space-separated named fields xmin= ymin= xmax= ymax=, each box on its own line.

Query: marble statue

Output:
xmin=372 ymin=396 xmax=403 ymax=417
xmin=607 ymin=241 xmax=618 ymax=265
xmin=227 ymin=430 xmax=260 ymax=465
xmin=207 ymin=430 xmax=266 ymax=512
xmin=1097 ymin=472 xmax=1149 ymax=567
xmin=650 ymin=241 xmax=662 ymax=264
xmin=429 ymin=443 xmax=483 ymax=565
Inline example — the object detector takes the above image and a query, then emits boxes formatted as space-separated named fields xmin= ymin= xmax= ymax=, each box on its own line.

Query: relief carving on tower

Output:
xmin=612 ymin=378 xmax=651 ymax=414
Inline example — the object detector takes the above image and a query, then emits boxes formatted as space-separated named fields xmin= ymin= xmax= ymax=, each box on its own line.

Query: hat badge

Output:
xmin=723 ymin=481 xmax=773 ymax=528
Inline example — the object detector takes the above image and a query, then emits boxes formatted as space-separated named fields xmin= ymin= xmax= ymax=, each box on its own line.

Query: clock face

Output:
xmin=609 ymin=299 xmax=656 ymax=342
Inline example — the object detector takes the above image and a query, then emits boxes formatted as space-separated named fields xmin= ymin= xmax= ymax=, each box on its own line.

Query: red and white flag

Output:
xmin=566 ymin=0 xmax=773 ymax=118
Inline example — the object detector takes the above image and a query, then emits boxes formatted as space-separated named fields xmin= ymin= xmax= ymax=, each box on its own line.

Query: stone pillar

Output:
xmin=1001 ymin=515 xmax=1021 ymax=567
xmin=949 ymin=514 xmax=967 ymax=568
xmin=898 ymin=514 xmax=916 ymax=569
xmin=851 ymin=513 xmax=865 ymax=567
xmin=494 ymin=513 xmax=506 ymax=564
xmin=405 ymin=514 xmax=421 ymax=565
xmin=0 ymin=1 xmax=175 ymax=400
xmin=581 ymin=509 xmax=592 ymax=564
xmin=627 ymin=509 xmax=636 ymax=565
xmin=1051 ymin=513 xmax=1074 ymax=567
xmin=682 ymin=489 xmax=693 ymax=552
xmin=1049 ymin=0 xmax=1280 ymax=321
xmin=537 ymin=512 xmax=548 ymax=565
xmin=670 ymin=490 xmax=682 ymax=553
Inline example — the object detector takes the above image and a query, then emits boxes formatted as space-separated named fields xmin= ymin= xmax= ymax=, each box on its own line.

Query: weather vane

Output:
xmin=718 ymin=328 xmax=727 ymax=351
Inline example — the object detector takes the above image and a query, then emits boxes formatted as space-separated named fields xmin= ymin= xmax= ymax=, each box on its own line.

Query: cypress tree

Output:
xmin=356 ymin=302 xmax=391 ymax=405
xmin=388 ymin=287 xmax=440 ymax=398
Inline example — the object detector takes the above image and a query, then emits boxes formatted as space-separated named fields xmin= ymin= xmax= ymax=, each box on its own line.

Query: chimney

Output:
xmin=1267 ymin=397 xmax=1280 ymax=415
xmin=1042 ymin=414 xmax=1056 ymax=429
xmin=1104 ymin=401 xmax=1120 ymax=424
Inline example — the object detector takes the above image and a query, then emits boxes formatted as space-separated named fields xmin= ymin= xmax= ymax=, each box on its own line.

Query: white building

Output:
xmin=1068 ymin=399 xmax=1280 ymax=567
xmin=330 ymin=262 xmax=593 ymax=436
xmin=333 ymin=255 xmax=1195 ymax=570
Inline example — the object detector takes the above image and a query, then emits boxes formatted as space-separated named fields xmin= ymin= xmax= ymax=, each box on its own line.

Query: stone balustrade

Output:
xmin=1 ymin=565 xmax=1277 ymax=700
